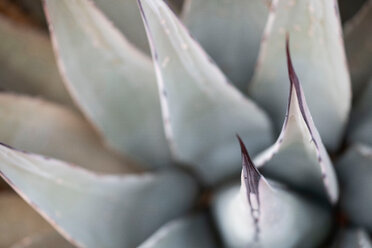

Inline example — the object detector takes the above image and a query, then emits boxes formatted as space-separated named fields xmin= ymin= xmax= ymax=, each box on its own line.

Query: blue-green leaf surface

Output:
xmin=250 ymin=0 xmax=351 ymax=150
xmin=138 ymin=0 xmax=273 ymax=184
xmin=0 ymin=144 xmax=198 ymax=248
xmin=44 ymin=0 xmax=172 ymax=169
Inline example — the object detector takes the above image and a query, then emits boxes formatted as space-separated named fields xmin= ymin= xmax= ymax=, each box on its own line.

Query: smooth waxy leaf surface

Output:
xmin=0 ymin=93 xmax=136 ymax=174
xmin=0 ymin=15 xmax=73 ymax=108
xmin=250 ymin=0 xmax=351 ymax=150
xmin=11 ymin=231 xmax=74 ymax=248
xmin=254 ymin=42 xmax=339 ymax=203
xmin=348 ymin=79 xmax=372 ymax=146
xmin=0 ymin=144 xmax=198 ymax=248
xmin=0 ymin=193 xmax=52 ymax=248
xmin=182 ymin=0 xmax=269 ymax=91
xmin=138 ymin=0 xmax=273 ymax=184
xmin=331 ymin=228 xmax=372 ymax=248
xmin=344 ymin=0 xmax=372 ymax=96
xmin=44 ymin=0 xmax=172 ymax=168
xmin=93 ymin=0 xmax=150 ymax=53
xmin=336 ymin=144 xmax=372 ymax=231
xmin=213 ymin=138 xmax=331 ymax=248
xmin=139 ymin=215 xmax=217 ymax=248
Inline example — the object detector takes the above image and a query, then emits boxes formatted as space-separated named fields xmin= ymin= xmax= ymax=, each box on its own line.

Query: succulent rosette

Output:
xmin=0 ymin=0 xmax=371 ymax=247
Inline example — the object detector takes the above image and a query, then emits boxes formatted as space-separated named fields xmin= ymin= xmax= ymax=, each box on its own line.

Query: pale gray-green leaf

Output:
xmin=336 ymin=144 xmax=372 ymax=232
xmin=250 ymin=0 xmax=351 ymax=150
xmin=0 ymin=15 xmax=73 ymax=108
xmin=0 ymin=192 xmax=52 ymax=248
xmin=344 ymin=0 xmax=372 ymax=97
xmin=138 ymin=0 xmax=273 ymax=184
xmin=0 ymin=144 xmax=198 ymax=248
xmin=44 ymin=0 xmax=172 ymax=168
xmin=348 ymin=79 xmax=372 ymax=146
xmin=182 ymin=0 xmax=270 ymax=92
xmin=92 ymin=0 xmax=150 ymax=54
xmin=10 ymin=231 xmax=74 ymax=248
xmin=254 ymin=47 xmax=339 ymax=203
xmin=139 ymin=215 xmax=217 ymax=248
xmin=0 ymin=93 xmax=136 ymax=174
xmin=213 ymin=181 xmax=331 ymax=248
xmin=332 ymin=228 xmax=372 ymax=248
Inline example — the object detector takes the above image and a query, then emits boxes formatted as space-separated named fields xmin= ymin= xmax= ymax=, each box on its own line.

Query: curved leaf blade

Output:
xmin=44 ymin=0 xmax=172 ymax=168
xmin=182 ymin=0 xmax=270 ymax=91
xmin=250 ymin=0 xmax=351 ymax=150
xmin=0 ymin=93 xmax=137 ymax=174
xmin=213 ymin=138 xmax=331 ymax=248
xmin=0 ymin=145 xmax=198 ymax=248
xmin=0 ymin=16 xmax=73 ymax=108
xmin=138 ymin=0 xmax=273 ymax=184
xmin=254 ymin=41 xmax=339 ymax=203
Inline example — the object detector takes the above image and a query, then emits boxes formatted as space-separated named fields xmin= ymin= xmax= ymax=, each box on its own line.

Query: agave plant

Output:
xmin=0 ymin=0 xmax=371 ymax=247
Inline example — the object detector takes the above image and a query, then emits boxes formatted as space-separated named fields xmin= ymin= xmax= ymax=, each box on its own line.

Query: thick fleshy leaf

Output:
xmin=44 ymin=0 xmax=172 ymax=168
xmin=182 ymin=0 xmax=269 ymax=91
xmin=254 ymin=41 xmax=338 ymax=203
xmin=0 ymin=15 xmax=73 ymax=107
xmin=138 ymin=215 xmax=217 ymax=248
xmin=331 ymin=228 xmax=372 ymax=248
xmin=138 ymin=0 xmax=273 ymax=184
xmin=0 ymin=93 xmax=136 ymax=174
xmin=0 ymin=192 xmax=52 ymax=248
xmin=0 ymin=144 xmax=198 ymax=248
xmin=336 ymin=144 xmax=372 ymax=231
xmin=344 ymin=0 xmax=372 ymax=96
xmin=348 ymin=79 xmax=372 ymax=146
xmin=250 ymin=0 xmax=351 ymax=150
xmin=212 ymin=138 xmax=331 ymax=248
xmin=11 ymin=231 xmax=74 ymax=248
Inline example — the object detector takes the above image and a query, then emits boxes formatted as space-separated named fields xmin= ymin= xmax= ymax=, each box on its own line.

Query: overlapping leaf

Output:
xmin=0 ymin=15 xmax=73 ymax=107
xmin=44 ymin=0 xmax=172 ymax=168
xmin=212 ymin=138 xmax=331 ymax=248
xmin=254 ymin=41 xmax=339 ymax=203
xmin=0 ymin=93 xmax=135 ymax=174
xmin=182 ymin=0 xmax=270 ymax=91
xmin=138 ymin=0 xmax=273 ymax=184
xmin=250 ymin=0 xmax=351 ymax=150
xmin=336 ymin=144 xmax=372 ymax=231
xmin=348 ymin=79 xmax=372 ymax=146
xmin=0 ymin=144 xmax=198 ymax=248
xmin=0 ymin=193 xmax=52 ymax=248
xmin=139 ymin=215 xmax=217 ymax=248
xmin=344 ymin=0 xmax=372 ymax=96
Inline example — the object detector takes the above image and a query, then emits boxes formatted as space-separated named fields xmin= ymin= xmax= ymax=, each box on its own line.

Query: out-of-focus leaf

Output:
xmin=254 ymin=41 xmax=338 ymax=203
xmin=331 ymin=228 xmax=372 ymax=248
xmin=250 ymin=0 xmax=351 ymax=151
xmin=0 ymin=144 xmax=198 ymax=248
xmin=212 ymin=138 xmax=331 ymax=248
xmin=0 ymin=192 xmax=52 ymax=248
xmin=44 ymin=0 xmax=172 ymax=169
xmin=10 ymin=231 xmax=75 ymax=248
xmin=138 ymin=0 xmax=273 ymax=184
xmin=182 ymin=0 xmax=269 ymax=91
xmin=0 ymin=15 xmax=73 ymax=108
xmin=336 ymin=144 xmax=372 ymax=232
xmin=0 ymin=93 xmax=137 ymax=174
xmin=348 ymin=79 xmax=372 ymax=146
xmin=344 ymin=0 xmax=372 ymax=97
xmin=139 ymin=215 xmax=218 ymax=248
xmin=92 ymin=0 xmax=150 ymax=54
